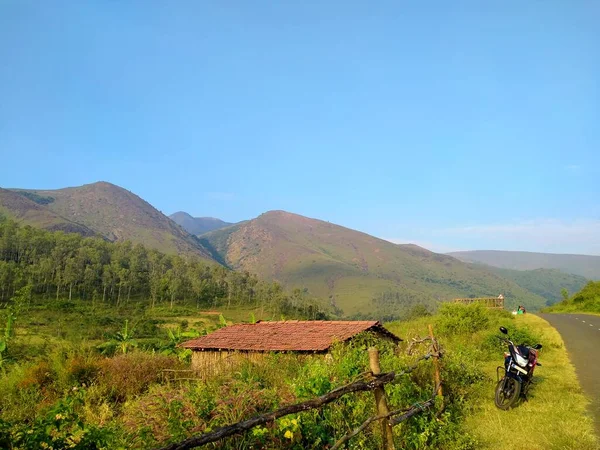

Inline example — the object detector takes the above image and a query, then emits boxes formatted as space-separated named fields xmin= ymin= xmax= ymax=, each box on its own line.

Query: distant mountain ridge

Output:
xmin=199 ymin=210 xmax=548 ymax=315
xmin=448 ymin=250 xmax=600 ymax=280
xmin=169 ymin=212 xmax=233 ymax=235
xmin=2 ymin=182 xmax=214 ymax=260
xmin=3 ymin=181 xmax=583 ymax=317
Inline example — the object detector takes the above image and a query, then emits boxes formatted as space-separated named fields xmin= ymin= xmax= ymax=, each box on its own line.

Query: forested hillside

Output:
xmin=544 ymin=281 xmax=600 ymax=314
xmin=0 ymin=218 xmax=326 ymax=318
xmin=482 ymin=267 xmax=588 ymax=305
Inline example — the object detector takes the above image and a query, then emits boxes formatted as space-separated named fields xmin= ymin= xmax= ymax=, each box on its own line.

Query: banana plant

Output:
xmin=0 ymin=340 xmax=7 ymax=368
xmin=114 ymin=319 xmax=137 ymax=354
xmin=98 ymin=319 xmax=138 ymax=355
xmin=161 ymin=327 xmax=202 ymax=360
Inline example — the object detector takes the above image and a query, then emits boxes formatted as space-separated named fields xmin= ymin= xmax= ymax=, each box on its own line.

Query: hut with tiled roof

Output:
xmin=181 ymin=320 xmax=401 ymax=374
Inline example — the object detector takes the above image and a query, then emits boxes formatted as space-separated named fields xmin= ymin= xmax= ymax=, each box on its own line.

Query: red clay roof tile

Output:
xmin=181 ymin=320 xmax=401 ymax=352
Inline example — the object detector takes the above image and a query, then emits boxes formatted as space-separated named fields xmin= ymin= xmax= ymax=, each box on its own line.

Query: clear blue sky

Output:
xmin=1 ymin=1 xmax=599 ymax=254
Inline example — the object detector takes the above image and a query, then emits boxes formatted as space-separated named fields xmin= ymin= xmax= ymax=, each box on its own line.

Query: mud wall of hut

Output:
xmin=190 ymin=350 xmax=320 ymax=379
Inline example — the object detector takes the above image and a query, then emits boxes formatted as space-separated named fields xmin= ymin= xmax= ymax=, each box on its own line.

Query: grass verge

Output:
xmin=463 ymin=314 xmax=598 ymax=450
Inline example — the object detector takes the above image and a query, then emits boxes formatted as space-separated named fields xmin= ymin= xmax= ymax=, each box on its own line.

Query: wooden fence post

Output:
xmin=368 ymin=347 xmax=395 ymax=450
xmin=427 ymin=324 xmax=443 ymax=399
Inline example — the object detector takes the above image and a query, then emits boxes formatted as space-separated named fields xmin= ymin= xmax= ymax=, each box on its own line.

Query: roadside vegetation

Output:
xmin=462 ymin=314 xmax=597 ymax=449
xmin=0 ymin=298 xmax=475 ymax=449
xmin=1 ymin=295 xmax=596 ymax=449
xmin=543 ymin=281 xmax=600 ymax=314
xmin=388 ymin=308 xmax=598 ymax=450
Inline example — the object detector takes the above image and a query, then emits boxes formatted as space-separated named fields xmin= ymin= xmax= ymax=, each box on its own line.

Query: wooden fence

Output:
xmin=158 ymin=326 xmax=443 ymax=450
xmin=453 ymin=296 xmax=504 ymax=309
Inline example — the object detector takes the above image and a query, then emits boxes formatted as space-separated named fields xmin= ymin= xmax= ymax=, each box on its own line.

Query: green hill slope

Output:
xmin=486 ymin=267 xmax=588 ymax=306
xmin=6 ymin=182 xmax=213 ymax=260
xmin=448 ymin=250 xmax=600 ymax=280
xmin=544 ymin=281 xmax=600 ymax=314
xmin=200 ymin=210 xmax=547 ymax=315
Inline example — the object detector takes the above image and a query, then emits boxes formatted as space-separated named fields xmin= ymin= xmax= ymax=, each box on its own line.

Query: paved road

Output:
xmin=539 ymin=313 xmax=600 ymax=437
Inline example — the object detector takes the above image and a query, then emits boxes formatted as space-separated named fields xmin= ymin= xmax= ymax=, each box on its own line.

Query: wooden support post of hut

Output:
xmin=369 ymin=347 xmax=395 ymax=450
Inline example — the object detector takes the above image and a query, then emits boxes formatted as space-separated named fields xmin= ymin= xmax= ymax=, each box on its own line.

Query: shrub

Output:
xmin=0 ymin=364 xmax=46 ymax=423
xmin=66 ymin=355 xmax=101 ymax=386
xmin=293 ymin=362 xmax=332 ymax=399
xmin=482 ymin=322 xmax=542 ymax=354
xmin=122 ymin=384 xmax=205 ymax=447
xmin=440 ymin=343 xmax=487 ymax=400
xmin=3 ymin=388 xmax=116 ymax=450
xmin=18 ymin=361 xmax=55 ymax=391
xmin=97 ymin=352 xmax=183 ymax=401
xmin=437 ymin=303 xmax=490 ymax=335
xmin=136 ymin=319 xmax=162 ymax=337
xmin=405 ymin=304 xmax=432 ymax=321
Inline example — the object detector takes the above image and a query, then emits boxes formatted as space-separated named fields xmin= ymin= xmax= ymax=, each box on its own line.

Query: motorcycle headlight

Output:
xmin=515 ymin=353 xmax=528 ymax=367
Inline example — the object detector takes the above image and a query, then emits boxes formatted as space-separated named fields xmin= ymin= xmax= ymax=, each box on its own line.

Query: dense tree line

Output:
xmin=0 ymin=218 xmax=327 ymax=318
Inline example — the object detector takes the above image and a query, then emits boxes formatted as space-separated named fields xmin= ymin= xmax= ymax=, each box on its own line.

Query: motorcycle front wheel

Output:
xmin=494 ymin=376 xmax=521 ymax=410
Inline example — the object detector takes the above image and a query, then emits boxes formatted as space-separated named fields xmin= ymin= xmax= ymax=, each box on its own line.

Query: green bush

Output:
xmin=2 ymin=388 xmax=115 ymax=450
xmin=545 ymin=281 xmax=600 ymax=313
xmin=482 ymin=322 xmax=542 ymax=354
xmin=436 ymin=303 xmax=490 ymax=335
xmin=293 ymin=362 xmax=332 ymax=399
xmin=0 ymin=364 xmax=45 ymax=423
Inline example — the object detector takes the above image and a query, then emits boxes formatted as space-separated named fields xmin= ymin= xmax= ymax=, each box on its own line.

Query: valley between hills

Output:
xmin=1 ymin=181 xmax=594 ymax=317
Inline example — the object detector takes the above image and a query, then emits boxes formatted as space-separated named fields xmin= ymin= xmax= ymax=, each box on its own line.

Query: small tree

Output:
xmin=0 ymin=284 xmax=30 ymax=368
xmin=561 ymin=288 xmax=569 ymax=302
xmin=98 ymin=320 xmax=138 ymax=355
xmin=0 ymin=313 xmax=14 ymax=368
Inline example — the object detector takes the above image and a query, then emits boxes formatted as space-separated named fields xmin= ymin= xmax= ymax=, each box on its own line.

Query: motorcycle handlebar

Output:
xmin=497 ymin=335 xmax=537 ymax=349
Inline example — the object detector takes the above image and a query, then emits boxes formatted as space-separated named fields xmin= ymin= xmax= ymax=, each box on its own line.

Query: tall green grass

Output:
xmin=388 ymin=305 xmax=598 ymax=449
xmin=0 ymin=301 xmax=596 ymax=449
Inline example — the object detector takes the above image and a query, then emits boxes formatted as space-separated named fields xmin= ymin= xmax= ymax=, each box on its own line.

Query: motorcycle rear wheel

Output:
xmin=494 ymin=377 xmax=521 ymax=410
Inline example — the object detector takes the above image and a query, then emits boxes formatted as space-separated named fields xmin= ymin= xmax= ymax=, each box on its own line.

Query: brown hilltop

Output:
xmin=3 ymin=182 xmax=213 ymax=260
xmin=0 ymin=187 xmax=95 ymax=236
xmin=199 ymin=210 xmax=548 ymax=315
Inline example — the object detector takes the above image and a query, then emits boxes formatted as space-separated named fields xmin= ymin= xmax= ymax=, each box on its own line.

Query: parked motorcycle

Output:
xmin=494 ymin=326 xmax=542 ymax=410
